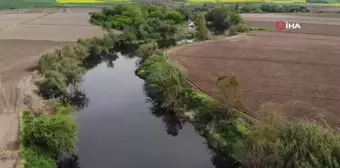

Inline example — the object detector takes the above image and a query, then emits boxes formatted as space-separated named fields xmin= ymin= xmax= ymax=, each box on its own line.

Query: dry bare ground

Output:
xmin=0 ymin=8 xmax=104 ymax=168
xmin=169 ymin=14 xmax=340 ymax=128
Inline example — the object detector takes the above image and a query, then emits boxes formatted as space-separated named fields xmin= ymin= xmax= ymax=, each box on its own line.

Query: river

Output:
xmin=72 ymin=56 xmax=216 ymax=168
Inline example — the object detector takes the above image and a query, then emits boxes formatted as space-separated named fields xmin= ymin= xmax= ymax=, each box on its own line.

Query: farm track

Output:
xmin=169 ymin=14 xmax=340 ymax=128
xmin=0 ymin=8 xmax=104 ymax=168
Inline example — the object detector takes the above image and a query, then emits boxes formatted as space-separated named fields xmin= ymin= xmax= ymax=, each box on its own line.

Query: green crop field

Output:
xmin=0 ymin=0 xmax=340 ymax=9
xmin=0 ymin=0 xmax=59 ymax=9
xmin=188 ymin=0 xmax=306 ymax=3
xmin=56 ymin=0 xmax=129 ymax=3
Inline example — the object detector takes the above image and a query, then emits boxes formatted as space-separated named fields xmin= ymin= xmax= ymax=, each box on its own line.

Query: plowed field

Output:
xmin=169 ymin=31 xmax=340 ymax=127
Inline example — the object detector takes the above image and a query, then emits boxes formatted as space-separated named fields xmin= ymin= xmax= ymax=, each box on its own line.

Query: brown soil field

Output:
xmin=169 ymin=31 xmax=340 ymax=127
xmin=0 ymin=9 xmax=104 ymax=168
xmin=0 ymin=39 xmax=69 ymax=88
xmin=0 ymin=12 xmax=104 ymax=42
xmin=242 ymin=13 xmax=340 ymax=36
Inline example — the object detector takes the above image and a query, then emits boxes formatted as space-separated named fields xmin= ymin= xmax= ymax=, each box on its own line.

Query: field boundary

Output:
xmin=165 ymin=35 xmax=274 ymax=127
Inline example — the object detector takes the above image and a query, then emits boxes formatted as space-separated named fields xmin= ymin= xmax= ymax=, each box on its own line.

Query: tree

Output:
xmin=205 ymin=6 xmax=233 ymax=34
xmin=217 ymin=74 xmax=241 ymax=110
xmin=149 ymin=10 xmax=165 ymax=19
xmin=157 ymin=22 xmax=178 ymax=40
xmin=166 ymin=11 xmax=185 ymax=24
xmin=177 ymin=5 xmax=194 ymax=20
xmin=195 ymin=13 xmax=209 ymax=41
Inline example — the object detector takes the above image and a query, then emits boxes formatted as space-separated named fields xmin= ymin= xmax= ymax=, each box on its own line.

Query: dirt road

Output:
xmin=0 ymin=8 xmax=104 ymax=168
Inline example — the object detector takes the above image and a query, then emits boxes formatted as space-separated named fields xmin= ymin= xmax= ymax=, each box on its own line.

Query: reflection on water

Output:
xmin=148 ymin=99 xmax=186 ymax=137
xmin=63 ymin=87 xmax=89 ymax=112
xmin=57 ymin=54 xmax=232 ymax=168
xmin=57 ymin=155 xmax=80 ymax=168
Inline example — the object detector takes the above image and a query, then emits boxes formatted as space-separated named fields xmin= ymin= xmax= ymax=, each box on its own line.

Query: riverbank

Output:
xmin=19 ymin=3 xmax=340 ymax=167
xmin=135 ymin=53 xmax=249 ymax=166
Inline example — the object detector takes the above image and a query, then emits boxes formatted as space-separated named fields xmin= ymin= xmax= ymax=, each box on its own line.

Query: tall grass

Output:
xmin=137 ymin=55 xmax=188 ymax=111
xmin=0 ymin=78 xmax=24 ymax=114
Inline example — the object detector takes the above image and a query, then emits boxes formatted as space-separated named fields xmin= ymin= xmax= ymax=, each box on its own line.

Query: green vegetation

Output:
xmin=21 ymin=3 xmax=340 ymax=167
xmin=22 ymin=24 xmax=123 ymax=167
xmin=0 ymin=0 xmax=58 ymax=9
xmin=90 ymin=4 xmax=187 ymax=42
xmin=136 ymin=42 xmax=157 ymax=60
xmin=90 ymin=4 xmax=248 ymax=43
xmin=20 ymin=106 xmax=76 ymax=168
xmin=195 ymin=13 xmax=210 ymax=40
xmin=125 ymin=4 xmax=340 ymax=167
xmin=229 ymin=3 xmax=310 ymax=12
xmin=136 ymin=54 xmax=340 ymax=168
xmin=136 ymin=55 xmax=214 ymax=114
xmin=309 ymin=0 xmax=340 ymax=3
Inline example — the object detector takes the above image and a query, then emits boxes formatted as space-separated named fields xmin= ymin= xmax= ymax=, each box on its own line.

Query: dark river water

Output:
xmin=74 ymin=56 xmax=216 ymax=168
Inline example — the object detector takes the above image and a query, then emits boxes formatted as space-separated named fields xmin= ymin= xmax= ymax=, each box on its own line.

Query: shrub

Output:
xmin=39 ymin=71 xmax=67 ymax=98
xmin=274 ymin=122 xmax=340 ymax=167
xmin=38 ymin=53 xmax=61 ymax=74
xmin=23 ymin=147 xmax=55 ymax=168
xmin=230 ymin=12 xmax=244 ymax=25
xmin=23 ymin=112 xmax=77 ymax=156
xmin=136 ymin=42 xmax=157 ymax=60
xmin=229 ymin=24 xmax=249 ymax=36
xmin=229 ymin=25 xmax=239 ymax=36
xmin=137 ymin=55 xmax=187 ymax=111
xmin=55 ymin=45 xmax=89 ymax=61
xmin=58 ymin=59 xmax=85 ymax=83
xmin=166 ymin=10 xmax=185 ymax=24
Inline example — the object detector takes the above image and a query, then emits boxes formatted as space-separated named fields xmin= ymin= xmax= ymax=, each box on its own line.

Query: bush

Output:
xmin=229 ymin=25 xmax=239 ymax=36
xmin=234 ymin=4 xmax=309 ymax=13
xmin=166 ymin=10 xmax=185 ymax=24
xmin=23 ymin=111 xmax=77 ymax=157
xmin=274 ymin=122 xmax=340 ymax=167
xmin=38 ymin=53 xmax=61 ymax=74
xmin=23 ymin=147 xmax=55 ymax=168
xmin=39 ymin=71 xmax=67 ymax=98
xmin=58 ymin=59 xmax=85 ymax=83
xmin=55 ymin=45 xmax=89 ymax=61
xmin=230 ymin=12 xmax=244 ymax=25
xmin=229 ymin=24 xmax=249 ymax=36
xmin=136 ymin=55 xmax=187 ymax=110
xmin=136 ymin=42 xmax=157 ymax=60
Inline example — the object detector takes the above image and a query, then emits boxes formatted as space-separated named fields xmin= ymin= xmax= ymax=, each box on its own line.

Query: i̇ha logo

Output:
xmin=275 ymin=20 xmax=301 ymax=31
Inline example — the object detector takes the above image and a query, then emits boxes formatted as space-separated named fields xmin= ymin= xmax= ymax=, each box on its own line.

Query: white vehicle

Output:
xmin=188 ymin=20 xmax=196 ymax=33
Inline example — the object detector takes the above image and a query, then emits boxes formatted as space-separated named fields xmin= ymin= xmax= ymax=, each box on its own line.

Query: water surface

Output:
xmin=75 ymin=56 xmax=215 ymax=168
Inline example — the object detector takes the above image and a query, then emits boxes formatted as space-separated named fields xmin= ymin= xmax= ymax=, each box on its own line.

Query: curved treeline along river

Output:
xmin=22 ymin=3 xmax=340 ymax=168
